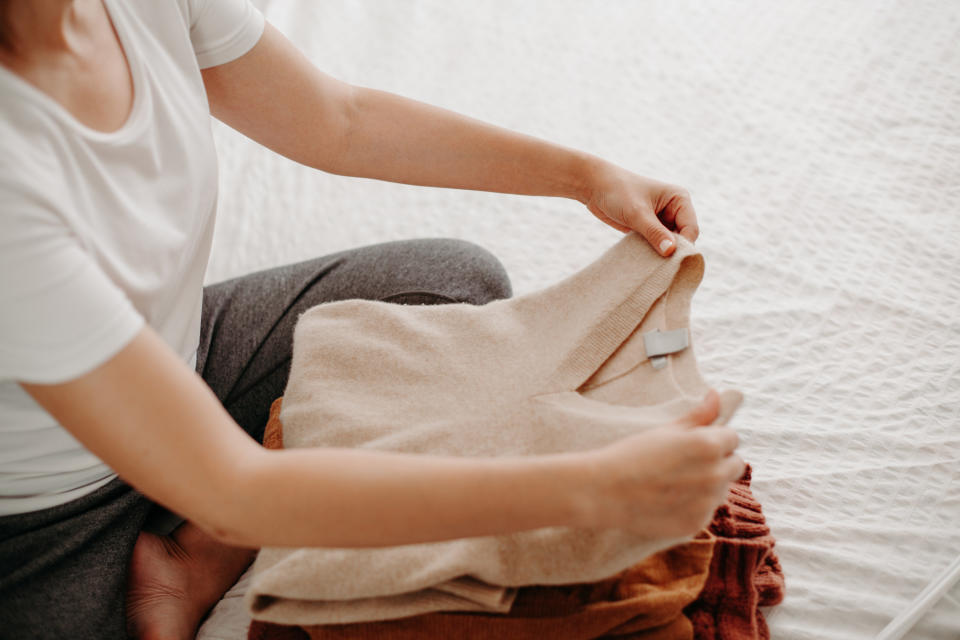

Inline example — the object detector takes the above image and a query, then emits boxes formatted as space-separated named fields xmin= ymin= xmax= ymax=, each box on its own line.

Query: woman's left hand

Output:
xmin=581 ymin=163 xmax=699 ymax=257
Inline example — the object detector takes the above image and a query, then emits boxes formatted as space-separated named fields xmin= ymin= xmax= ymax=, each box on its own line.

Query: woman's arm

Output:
xmin=20 ymin=326 xmax=582 ymax=548
xmin=200 ymin=23 xmax=698 ymax=255
xmin=200 ymin=24 xmax=591 ymax=203
xmin=21 ymin=326 xmax=742 ymax=549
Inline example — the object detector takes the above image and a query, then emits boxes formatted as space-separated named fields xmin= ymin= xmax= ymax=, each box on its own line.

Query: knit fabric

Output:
xmin=248 ymin=398 xmax=714 ymax=640
xmin=251 ymin=541 xmax=712 ymax=640
xmin=245 ymin=233 xmax=744 ymax=625
xmin=686 ymin=466 xmax=785 ymax=640
xmin=248 ymin=404 xmax=787 ymax=640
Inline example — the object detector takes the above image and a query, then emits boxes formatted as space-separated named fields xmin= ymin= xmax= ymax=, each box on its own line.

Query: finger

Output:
xmin=676 ymin=389 xmax=720 ymax=427
xmin=628 ymin=209 xmax=676 ymax=256
xmin=656 ymin=206 xmax=677 ymax=228
xmin=660 ymin=191 xmax=699 ymax=244
xmin=701 ymin=425 xmax=740 ymax=457
xmin=683 ymin=426 xmax=739 ymax=465
xmin=679 ymin=223 xmax=699 ymax=244
xmin=719 ymin=453 xmax=747 ymax=483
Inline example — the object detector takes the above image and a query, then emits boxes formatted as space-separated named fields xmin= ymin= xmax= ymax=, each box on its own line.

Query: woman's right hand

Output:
xmin=578 ymin=390 xmax=745 ymax=537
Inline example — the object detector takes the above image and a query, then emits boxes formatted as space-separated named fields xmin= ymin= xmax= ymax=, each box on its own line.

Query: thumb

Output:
xmin=676 ymin=389 xmax=721 ymax=427
xmin=635 ymin=211 xmax=676 ymax=257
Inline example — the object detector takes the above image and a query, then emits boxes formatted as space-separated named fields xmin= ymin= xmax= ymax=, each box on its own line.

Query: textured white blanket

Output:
xmin=198 ymin=1 xmax=960 ymax=638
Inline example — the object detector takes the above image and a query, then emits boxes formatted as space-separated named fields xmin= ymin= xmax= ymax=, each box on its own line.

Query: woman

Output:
xmin=0 ymin=1 xmax=744 ymax=638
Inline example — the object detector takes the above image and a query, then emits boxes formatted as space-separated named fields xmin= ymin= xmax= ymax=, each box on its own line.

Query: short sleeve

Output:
xmin=0 ymin=182 xmax=145 ymax=384
xmin=187 ymin=0 xmax=266 ymax=69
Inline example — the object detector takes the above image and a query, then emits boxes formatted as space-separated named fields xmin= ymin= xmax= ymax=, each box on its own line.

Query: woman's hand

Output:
xmin=581 ymin=162 xmax=700 ymax=257
xmin=578 ymin=390 xmax=745 ymax=537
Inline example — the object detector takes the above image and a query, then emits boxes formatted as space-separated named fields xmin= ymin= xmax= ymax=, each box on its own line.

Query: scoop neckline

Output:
xmin=0 ymin=0 xmax=149 ymax=144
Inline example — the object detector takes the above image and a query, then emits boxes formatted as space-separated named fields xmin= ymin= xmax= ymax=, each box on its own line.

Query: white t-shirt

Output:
xmin=0 ymin=0 xmax=265 ymax=515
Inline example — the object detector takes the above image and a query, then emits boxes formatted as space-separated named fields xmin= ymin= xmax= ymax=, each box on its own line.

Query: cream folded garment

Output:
xmin=245 ymin=232 xmax=743 ymax=625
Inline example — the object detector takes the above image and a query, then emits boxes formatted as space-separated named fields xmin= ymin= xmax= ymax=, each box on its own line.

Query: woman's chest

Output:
xmin=7 ymin=0 xmax=135 ymax=134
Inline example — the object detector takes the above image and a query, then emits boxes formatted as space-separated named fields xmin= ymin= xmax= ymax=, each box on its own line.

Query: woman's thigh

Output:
xmin=144 ymin=237 xmax=512 ymax=534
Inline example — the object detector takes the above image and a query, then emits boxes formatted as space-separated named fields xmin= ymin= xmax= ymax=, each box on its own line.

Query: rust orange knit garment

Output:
xmin=684 ymin=465 xmax=785 ymax=640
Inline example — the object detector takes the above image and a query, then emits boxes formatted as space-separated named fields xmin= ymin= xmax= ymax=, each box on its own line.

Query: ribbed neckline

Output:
xmin=552 ymin=237 xmax=698 ymax=391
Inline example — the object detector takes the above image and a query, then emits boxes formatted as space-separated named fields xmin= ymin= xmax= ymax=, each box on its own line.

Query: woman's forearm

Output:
xmin=317 ymin=86 xmax=604 ymax=203
xmin=25 ymin=326 xmax=736 ymax=551
xmin=23 ymin=324 xmax=597 ymax=551
xmin=216 ymin=446 xmax=594 ymax=549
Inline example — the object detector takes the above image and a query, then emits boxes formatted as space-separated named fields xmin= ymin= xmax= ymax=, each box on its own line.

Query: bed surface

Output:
xmin=197 ymin=1 xmax=960 ymax=638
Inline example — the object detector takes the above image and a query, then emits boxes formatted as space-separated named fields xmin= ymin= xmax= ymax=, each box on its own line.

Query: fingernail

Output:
xmin=659 ymin=238 xmax=674 ymax=254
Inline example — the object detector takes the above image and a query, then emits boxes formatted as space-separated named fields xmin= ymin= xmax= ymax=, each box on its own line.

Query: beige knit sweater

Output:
xmin=245 ymin=232 xmax=743 ymax=625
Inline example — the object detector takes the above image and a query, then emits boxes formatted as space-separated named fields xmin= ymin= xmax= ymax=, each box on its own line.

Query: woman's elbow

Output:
xmin=195 ymin=516 xmax=259 ymax=548
xmin=191 ymin=448 xmax=271 ymax=549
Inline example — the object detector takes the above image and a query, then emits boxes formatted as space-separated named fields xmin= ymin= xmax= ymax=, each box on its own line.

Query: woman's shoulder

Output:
xmin=115 ymin=0 xmax=264 ymax=72
xmin=0 ymin=89 xmax=66 ymax=195
xmin=0 ymin=125 xmax=59 ymax=199
xmin=120 ymin=0 xmax=259 ymax=34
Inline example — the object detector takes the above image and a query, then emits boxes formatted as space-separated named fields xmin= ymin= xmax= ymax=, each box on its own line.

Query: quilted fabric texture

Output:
xmin=198 ymin=2 xmax=960 ymax=639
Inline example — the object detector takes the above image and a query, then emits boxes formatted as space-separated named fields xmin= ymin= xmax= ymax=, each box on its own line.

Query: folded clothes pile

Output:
xmin=244 ymin=233 xmax=784 ymax=639
xmin=249 ymin=401 xmax=783 ymax=640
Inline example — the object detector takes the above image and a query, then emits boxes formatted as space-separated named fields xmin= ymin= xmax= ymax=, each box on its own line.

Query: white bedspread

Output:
xmin=197 ymin=1 xmax=960 ymax=638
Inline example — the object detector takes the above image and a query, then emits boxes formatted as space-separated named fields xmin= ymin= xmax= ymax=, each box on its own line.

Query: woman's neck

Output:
xmin=1 ymin=0 xmax=98 ymax=61
xmin=0 ymin=0 xmax=135 ymax=134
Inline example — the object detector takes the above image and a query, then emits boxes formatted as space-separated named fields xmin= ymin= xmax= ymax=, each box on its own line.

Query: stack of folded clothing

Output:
xmin=244 ymin=233 xmax=784 ymax=639
xmin=249 ymin=401 xmax=784 ymax=640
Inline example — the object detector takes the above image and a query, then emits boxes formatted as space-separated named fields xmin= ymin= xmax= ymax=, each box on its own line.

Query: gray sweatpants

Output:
xmin=0 ymin=238 xmax=512 ymax=640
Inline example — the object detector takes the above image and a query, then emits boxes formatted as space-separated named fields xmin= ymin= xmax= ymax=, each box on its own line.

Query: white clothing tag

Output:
xmin=643 ymin=328 xmax=689 ymax=369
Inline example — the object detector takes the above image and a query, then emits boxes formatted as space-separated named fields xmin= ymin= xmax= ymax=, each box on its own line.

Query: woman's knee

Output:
xmin=411 ymin=237 xmax=512 ymax=305
xmin=271 ymin=236 xmax=513 ymax=308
